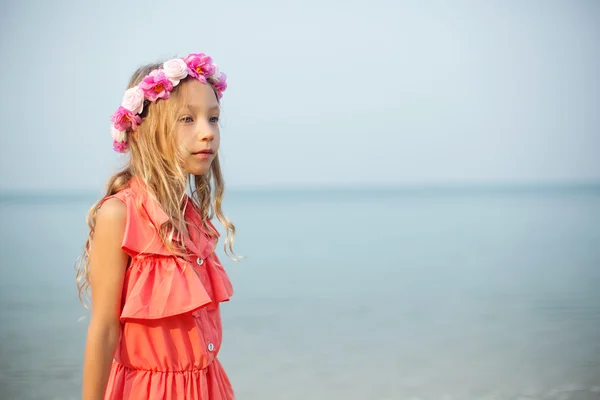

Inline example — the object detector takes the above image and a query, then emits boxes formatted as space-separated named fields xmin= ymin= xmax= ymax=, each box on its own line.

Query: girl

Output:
xmin=77 ymin=52 xmax=239 ymax=400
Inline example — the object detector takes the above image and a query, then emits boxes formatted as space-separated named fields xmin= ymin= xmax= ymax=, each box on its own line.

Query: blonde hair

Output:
xmin=76 ymin=61 xmax=240 ymax=304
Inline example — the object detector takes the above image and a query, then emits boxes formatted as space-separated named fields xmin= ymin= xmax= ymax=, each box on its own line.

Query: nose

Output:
xmin=196 ymin=122 xmax=215 ymax=142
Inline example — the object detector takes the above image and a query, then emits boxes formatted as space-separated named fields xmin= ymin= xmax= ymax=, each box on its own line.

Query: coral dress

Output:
xmin=102 ymin=178 xmax=234 ymax=399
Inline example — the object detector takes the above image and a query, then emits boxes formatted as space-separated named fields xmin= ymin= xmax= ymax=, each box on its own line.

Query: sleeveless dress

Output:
xmin=101 ymin=178 xmax=235 ymax=399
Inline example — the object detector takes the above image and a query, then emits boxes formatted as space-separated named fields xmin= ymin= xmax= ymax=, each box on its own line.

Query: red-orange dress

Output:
xmin=101 ymin=178 xmax=234 ymax=399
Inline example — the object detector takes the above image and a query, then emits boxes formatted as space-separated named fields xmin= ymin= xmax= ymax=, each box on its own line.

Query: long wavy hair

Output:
xmin=76 ymin=61 xmax=240 ymax=304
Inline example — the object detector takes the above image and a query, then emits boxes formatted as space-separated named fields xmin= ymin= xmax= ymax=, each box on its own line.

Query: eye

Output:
xmin=209 ymin=116 xmax=219 ymax=123
xmin=180 ymin=116 xmax=194 ymax=123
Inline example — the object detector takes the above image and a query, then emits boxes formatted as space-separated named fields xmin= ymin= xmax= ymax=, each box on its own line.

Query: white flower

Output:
xmin=163 ymin=58 xmax=188 ymax=85
xmin=121 ymin=87 xmax=145 ymax=114
xmin=110 ymin=125 xmax=127 ymax=142
xmin=210 ymin=64 xmax=221 ymax=82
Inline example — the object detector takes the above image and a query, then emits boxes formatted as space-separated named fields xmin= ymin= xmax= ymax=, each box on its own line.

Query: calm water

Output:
xmin=0 ymin=187 xmax=599 ymax=400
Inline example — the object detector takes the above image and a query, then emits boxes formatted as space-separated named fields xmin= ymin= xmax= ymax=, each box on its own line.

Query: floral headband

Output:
xmin=110 ymin=52 xmax=227 ymax=153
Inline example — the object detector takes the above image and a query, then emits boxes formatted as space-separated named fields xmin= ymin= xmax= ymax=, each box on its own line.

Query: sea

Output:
xmin=0 ymin=185 xmax=599 ymax=400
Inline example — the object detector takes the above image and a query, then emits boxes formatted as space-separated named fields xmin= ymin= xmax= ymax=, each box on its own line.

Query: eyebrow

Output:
xmin=185 ymin=104 xmax=220 ymax=112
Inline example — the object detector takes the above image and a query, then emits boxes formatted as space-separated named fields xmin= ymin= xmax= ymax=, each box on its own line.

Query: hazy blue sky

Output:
xmin=1 ymin=0 xmax=598 ymax=191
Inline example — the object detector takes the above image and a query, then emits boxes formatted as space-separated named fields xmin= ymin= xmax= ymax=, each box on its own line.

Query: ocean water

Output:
xmin=0 ymin=187 xmax=599 ymax=400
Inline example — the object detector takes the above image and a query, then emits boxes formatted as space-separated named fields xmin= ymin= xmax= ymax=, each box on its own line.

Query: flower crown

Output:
xmin=110 ymin=52 xmax=227 ymax=153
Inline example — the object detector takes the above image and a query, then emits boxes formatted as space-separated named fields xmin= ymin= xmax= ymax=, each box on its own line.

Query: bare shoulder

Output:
xmin=92 ymin=197 xmax=128 ymax=257
xmin=97 ymin=197 xmax=127 ymax=223
xmin=88 ymin=197 xmax=129 ymax=322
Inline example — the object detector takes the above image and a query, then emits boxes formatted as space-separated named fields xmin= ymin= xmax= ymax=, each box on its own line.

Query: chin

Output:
xmin=188 ymin=168 xmax=210 ymax=176
xmin=184 ymin=156 xmax=214 ymax=176
xmin=186 ymin=164 xmax=211 ymax=176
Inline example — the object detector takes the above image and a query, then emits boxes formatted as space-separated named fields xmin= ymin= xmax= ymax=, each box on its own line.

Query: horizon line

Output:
xmin=1 ymin=180 xmax=600 ymax=198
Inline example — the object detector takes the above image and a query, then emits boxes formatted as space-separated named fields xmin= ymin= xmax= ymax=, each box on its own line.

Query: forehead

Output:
xmin=179 ymin=79 xmax=220 ymax=110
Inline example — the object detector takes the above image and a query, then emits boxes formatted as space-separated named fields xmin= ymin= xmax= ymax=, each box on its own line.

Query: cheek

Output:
xmin=175 ymin=127 xmax=193 ymax=150
xmin=174 ymin=127 xmax=184 ymax=148
xmin=213 ymin=130 xmax=221 ymax=150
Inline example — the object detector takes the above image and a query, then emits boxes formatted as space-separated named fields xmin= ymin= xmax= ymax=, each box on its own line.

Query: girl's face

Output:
xmin=174 ymin=79 xmax=221 ymax=176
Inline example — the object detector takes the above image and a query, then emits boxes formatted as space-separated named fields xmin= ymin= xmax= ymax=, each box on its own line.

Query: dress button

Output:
xmin=196 ymin=257 xmax=204 ymax=266
xmin=207 ymin=342 xmax=214 ymax=352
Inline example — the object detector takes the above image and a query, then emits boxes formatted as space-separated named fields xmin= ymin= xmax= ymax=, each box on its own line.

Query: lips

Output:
xmin=193 ymin=149 xmax=214 ymax=155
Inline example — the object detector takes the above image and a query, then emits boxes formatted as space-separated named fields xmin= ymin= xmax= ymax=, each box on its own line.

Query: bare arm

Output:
xmin=82 ymin=198 xmax=129 ymax=400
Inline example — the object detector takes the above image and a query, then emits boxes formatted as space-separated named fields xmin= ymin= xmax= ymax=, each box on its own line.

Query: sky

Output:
xmin=0 ymin=0 xmax=599 ymax=191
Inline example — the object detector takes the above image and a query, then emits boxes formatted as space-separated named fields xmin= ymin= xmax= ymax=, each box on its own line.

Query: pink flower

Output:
xmin=183 ymin=53 xmax=216 ymax=83
xmin=211 ymin=71 xmax=227 ymax=98
xmin=111 ymin=106 xmax=142 ymax=131
xmin=139 ymin=70 xmax=173 ymax=102
xmin=113 ymin=139 xmax=129 ymax=153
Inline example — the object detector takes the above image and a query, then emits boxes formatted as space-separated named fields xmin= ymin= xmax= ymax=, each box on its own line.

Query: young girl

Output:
xmin=77 ymin=52 xmax=239 ymax=400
